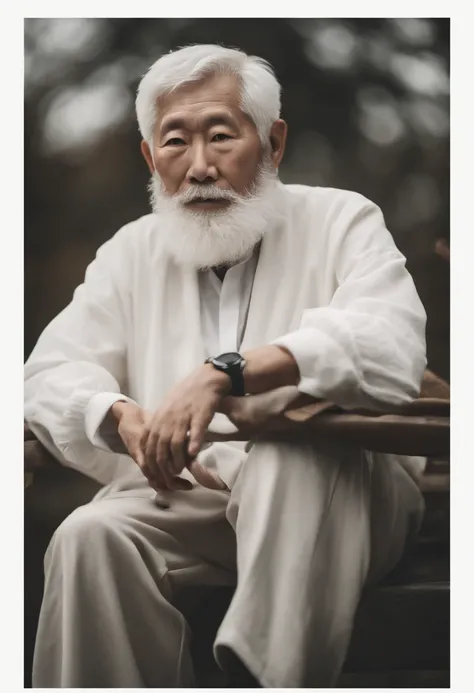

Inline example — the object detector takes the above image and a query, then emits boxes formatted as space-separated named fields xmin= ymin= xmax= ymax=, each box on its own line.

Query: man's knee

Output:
xmin=243 ymin=438 xmax=358 ymax=484
xmin=230 ymin=439 xmax=369 ymax=532
xmin=52 ymin=501 xmax=120 ymax=551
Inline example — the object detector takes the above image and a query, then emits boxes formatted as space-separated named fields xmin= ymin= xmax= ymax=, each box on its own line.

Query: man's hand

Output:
xmin=111 ymin=400 xmax=176 ymax=491
xmin=142 ymin=364 xmax=230 ymax=490
xmin=111 ymin=364 xmax=231 ymax=492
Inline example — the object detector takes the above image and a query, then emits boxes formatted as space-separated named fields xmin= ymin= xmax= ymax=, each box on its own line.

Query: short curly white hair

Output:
xmin=135 ymin=44 xmax=281 ymax=146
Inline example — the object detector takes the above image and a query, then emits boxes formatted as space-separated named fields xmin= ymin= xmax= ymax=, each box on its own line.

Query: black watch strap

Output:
xmin=227 ymin=361 xmax=245 ymax=396
xmin=205 ymin=352 xmax=246 ymax=396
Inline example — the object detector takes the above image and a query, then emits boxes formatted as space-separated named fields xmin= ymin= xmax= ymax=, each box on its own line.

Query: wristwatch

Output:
xmin=205 ymin=352 xmax=246 ymax=396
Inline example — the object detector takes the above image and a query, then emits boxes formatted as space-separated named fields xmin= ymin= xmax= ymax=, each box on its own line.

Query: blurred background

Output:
xmin=24 ymin=18 xmax=450 ymax=380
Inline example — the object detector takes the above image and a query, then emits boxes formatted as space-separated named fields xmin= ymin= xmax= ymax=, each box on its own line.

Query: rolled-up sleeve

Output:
xmin=24 ymin=227 xmax=135 ymax=484
xmin=271 ymin=199 xmax=427 ymax=412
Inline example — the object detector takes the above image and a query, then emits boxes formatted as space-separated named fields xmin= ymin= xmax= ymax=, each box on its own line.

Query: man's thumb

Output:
xmin=187 ymin=459 xmax=229 ymax=491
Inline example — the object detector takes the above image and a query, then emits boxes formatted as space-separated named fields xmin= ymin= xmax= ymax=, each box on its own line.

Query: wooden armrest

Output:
xmin=267 ymin=412 xmax=449 ymax=457
xmin=24 ymin=439 xmax=59 ymax=472
xmin=281 ymin=397 xmax=450 ymax=422
xmin=206 ymin=410 xmax=449 ymax=457
xmin=24 ymin=424 xmax=59 ymax=489
xmin=206 ymin=384 xmax=450 ymax=458
xmin=23 ymin=370 xmax=450 ymax=480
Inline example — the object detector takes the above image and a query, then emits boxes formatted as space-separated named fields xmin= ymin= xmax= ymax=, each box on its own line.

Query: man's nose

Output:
xmin=187 ymin=143 xmax=218 ymax=184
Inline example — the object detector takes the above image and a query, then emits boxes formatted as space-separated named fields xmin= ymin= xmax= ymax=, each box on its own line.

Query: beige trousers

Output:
xmin=32 ymin=440 xmax=424 ymax=688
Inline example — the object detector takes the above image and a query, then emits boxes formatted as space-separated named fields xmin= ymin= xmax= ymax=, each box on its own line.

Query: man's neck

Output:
xmin=210 ymin=241 xmax=262 ymax=282
xmin=212 ymin=266 xmax=228 ymax=282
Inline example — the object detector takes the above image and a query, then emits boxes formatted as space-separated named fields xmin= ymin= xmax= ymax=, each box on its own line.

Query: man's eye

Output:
xmin=165 ymin=138 xmax=185 ymax=146
xmin=212 ymin=133 xmax=232 ymax=142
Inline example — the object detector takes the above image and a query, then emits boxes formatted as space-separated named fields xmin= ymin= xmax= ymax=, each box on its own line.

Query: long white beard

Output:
xmin=148 ymin=162 xmax=282 ymax=269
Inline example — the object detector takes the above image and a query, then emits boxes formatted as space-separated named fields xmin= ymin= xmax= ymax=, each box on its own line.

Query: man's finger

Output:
xmin=172 ymin=476 xmax=193 ymax=491
xmin=155 ymin=434 xmax=178 ymax=490
xmin=143 ymin=433 xmax=191 ymax=491
xmin=149 ymin=478 xmax=168 ymax=491
xmin=156 ymin=434 xmax=192 ymax=491
xmin=146 ymin=430 xmax=171 ymax=485
xmin=187 ymin=413 xmax=212 ymax=458
xmin=133 ymin=441 xmax=161 ymax=484
xmin=169 ymin=422 xmax=189 ymax=474
xmin=137 ymin=445 xmax=176 ymax=491
xmin=153 ymin=469 xmax=193 ymax=492
xmin=187 ymin=459 xmax=229 ymax=491
xmin=139 ymin=423 xmax=151 ymax=451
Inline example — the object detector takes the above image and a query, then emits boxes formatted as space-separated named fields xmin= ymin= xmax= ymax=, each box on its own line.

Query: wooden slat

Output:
xmin=206 ymin=413 xmax=450 ymax=457
xmin=419 ymin=474 xmax=450 ymax=493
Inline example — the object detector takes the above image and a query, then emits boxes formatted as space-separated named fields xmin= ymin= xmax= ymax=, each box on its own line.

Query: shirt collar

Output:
xmin=201 ymin=241 xmax=261 ymax=278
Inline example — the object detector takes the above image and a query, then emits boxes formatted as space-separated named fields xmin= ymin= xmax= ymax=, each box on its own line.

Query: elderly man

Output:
xmin=25 ymin=44 xmax=426 ymax=688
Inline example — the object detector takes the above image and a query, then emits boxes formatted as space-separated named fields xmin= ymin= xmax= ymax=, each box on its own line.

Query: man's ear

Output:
xmin=141 ymin=140 xmax=155 ymax=174
xmin=268 ymin=119 xmax=288 ymax=169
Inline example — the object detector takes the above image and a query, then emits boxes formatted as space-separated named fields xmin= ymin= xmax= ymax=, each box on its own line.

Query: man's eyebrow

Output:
xmin=203 ymin=114 xmax=238 ymax=128
xmin=160 ymin=112 xmax=238 ymax=137
xmin=160 ymin=117 xmax=186 ymax=136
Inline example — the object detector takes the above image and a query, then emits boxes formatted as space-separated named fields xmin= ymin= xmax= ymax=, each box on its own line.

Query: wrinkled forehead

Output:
xmin=155 ymin=73 xmax=246 ymax=131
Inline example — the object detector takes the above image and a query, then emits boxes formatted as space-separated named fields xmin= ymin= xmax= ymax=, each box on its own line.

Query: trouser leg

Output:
xmin=32 ymin=472 xmax=235 ymax=688
xmin=214 ymin=441 xmax=424 ymax=688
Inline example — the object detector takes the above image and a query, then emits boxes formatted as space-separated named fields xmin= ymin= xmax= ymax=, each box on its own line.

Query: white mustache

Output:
xmin=174 ymin=185 xmax=240 ymax=204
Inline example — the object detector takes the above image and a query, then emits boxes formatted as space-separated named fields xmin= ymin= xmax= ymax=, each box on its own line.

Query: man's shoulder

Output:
xmin=282 ymin=183 xmax=375 ymax=215
xmin=281 ymin=184 xmax=383 ymax=245
xmin=113 ymin=213 xmax=158 ymax=246
xmin=102 ymin=213 xmax=163 ymax=262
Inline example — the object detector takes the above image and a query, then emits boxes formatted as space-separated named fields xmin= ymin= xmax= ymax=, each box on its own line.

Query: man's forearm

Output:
xmin=242 ymin=345 xmax=300 ymax=394
xmin=101 ymin=400 xmax=133 ymax=454
xmin=108 ymin=345 xmax=301 ymax=439
xmin=110 ymin=400 xmax=131 ymax=423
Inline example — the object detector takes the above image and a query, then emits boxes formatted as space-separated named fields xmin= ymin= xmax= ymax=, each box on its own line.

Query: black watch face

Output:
xmin=217 ymin=352 xmax=241 ymax=366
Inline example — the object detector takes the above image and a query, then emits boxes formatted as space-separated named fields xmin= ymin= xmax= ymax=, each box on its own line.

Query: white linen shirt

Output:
xmin=24 ymin=183 xmax=427 ymax=487
xmin=85 ymin=250 xmax=258 ymax=459
xmin=198 ymin=249 xmax=258 ymax=358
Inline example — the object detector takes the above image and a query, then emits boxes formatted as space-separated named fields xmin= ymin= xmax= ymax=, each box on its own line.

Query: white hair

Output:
xmin=135 ymin=44 xmax=281 ymax=146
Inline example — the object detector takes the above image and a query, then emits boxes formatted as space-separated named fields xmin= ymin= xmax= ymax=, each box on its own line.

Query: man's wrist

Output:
xmin=241 ymin=345 xmax=300 ymax=394
xmin=203 ymin=362 xmax=232 ymax=395
xmin=110 ymin=400 xmax=132 ymax=423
